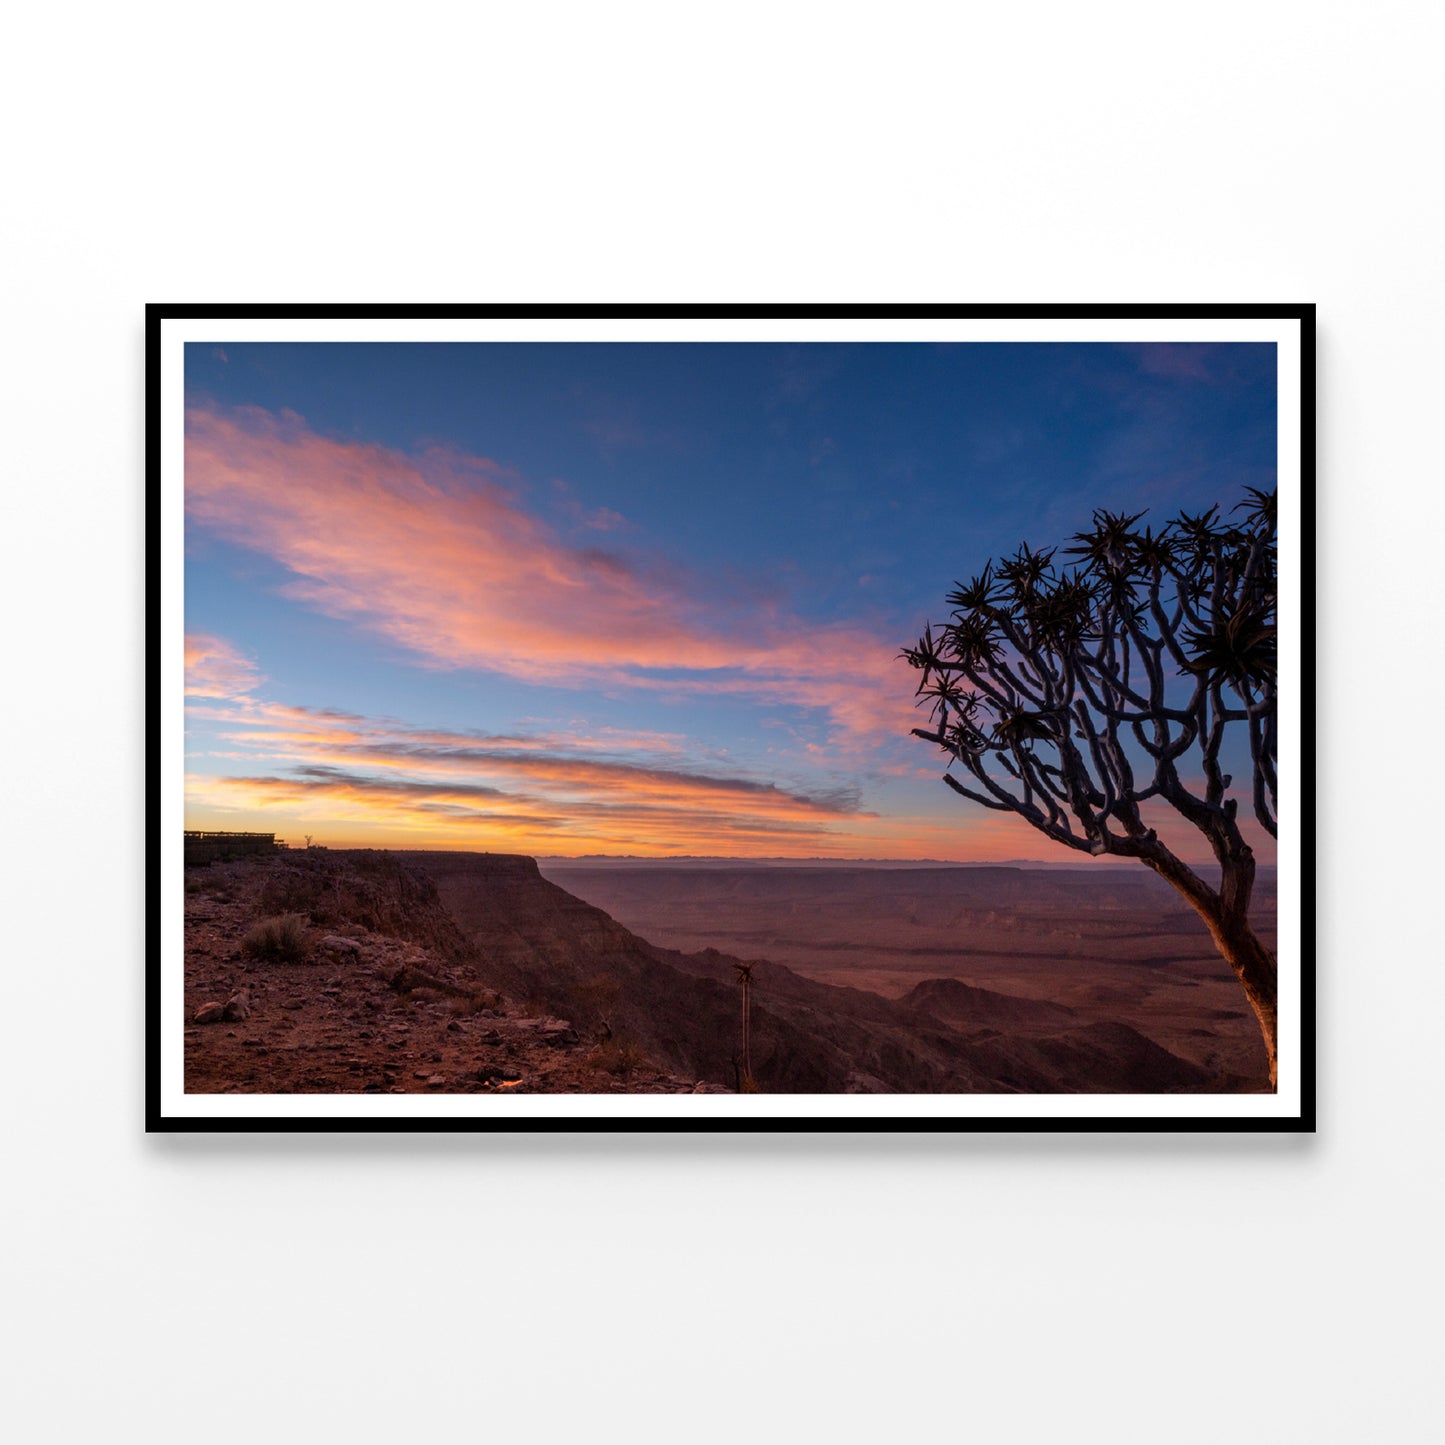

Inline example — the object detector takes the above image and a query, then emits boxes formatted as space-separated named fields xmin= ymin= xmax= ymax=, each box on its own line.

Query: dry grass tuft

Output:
xmin=445 ymin=988 xmax=504 ymax=1015
xmin=242 ymin=913 xmax=312 ymax=963
xmin=585 ymin=1041 xmax=650 ymax=1077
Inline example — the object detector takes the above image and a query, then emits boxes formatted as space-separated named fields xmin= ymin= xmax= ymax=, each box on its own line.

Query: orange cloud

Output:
xmin=183 ymin=702 xmax=1065 ymax=859
xmin=183 ymin=683 xmax=895 ymax=857
xmin=183 ymin=648 xmax=1271 ymax=865
xmin=196 ymin=698 xmax=863 ymax=815
xmin=185 ymin=404 xmax=916 ymax=744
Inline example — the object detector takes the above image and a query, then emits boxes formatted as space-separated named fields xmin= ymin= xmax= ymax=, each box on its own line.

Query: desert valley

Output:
xmin=183 ymin=847 xmax=1274 ymax=1095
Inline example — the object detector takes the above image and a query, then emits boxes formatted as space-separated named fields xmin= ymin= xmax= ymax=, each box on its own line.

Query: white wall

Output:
xmin=3 ymin=5 xmax=1437 ymax=1440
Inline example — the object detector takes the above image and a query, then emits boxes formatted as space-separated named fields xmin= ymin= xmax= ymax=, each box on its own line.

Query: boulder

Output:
xmin=477 ymin=1065 xmax=523 ymax=1085
xmin=514 ymin=1016 xmax=577 ymax=1043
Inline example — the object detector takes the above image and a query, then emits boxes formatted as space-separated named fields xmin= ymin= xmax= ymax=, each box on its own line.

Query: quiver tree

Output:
xmin=903 ymin=490 xmax=1280 ymax=1087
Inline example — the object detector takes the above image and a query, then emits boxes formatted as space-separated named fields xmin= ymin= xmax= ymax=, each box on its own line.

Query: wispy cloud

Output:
xmin=571 ymin=382 xmax=680 ymax=457
xmin=185 ymin=403 xmax=916 ymax=745
xmin=186 ymin=686 xmax=876 ymax=856
xmin=1133 ymin=343 xmax=1216 ymax=383
xmin=184 ymin=633 xmax=263 ymax=698
xmin=551 ymin=477 xmax=631 ymax=532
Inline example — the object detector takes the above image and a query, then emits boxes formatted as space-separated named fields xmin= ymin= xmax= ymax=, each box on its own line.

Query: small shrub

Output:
xmin=445 ymin=990 xmax=502 ymax=1016
xmin=242 ymin=913 xmax=312 ymax=963
xmin=586 ymin=1041 xmax=650 ymax=1077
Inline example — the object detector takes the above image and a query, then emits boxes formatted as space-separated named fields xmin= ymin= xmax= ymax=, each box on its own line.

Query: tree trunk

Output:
xmin=1215 ymin=917 xmax=1278 ymax=1091
xmin=1140 ymin=846 xmax=1278 ymax=1091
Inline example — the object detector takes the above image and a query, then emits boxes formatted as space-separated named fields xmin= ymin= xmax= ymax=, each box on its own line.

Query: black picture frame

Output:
xmin=148 ymin=303 xmax=1315 ymax=1133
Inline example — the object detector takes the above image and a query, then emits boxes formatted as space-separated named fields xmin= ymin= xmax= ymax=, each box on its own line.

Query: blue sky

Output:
xmin=183 ymin=340 xmax=1276 ymax=860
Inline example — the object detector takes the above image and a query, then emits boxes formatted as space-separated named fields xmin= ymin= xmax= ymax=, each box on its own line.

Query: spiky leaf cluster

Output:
xmin=903 ymin=490 xmax=1278 ymax=853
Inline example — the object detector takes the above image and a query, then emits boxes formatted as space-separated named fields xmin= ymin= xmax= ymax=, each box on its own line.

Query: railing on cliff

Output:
xmin=183 ymin=830 xmax=287 ymax=859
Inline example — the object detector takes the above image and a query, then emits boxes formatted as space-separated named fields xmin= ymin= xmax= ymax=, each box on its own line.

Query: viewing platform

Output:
xmin=184 ymin=830 xmax=286 ymax=864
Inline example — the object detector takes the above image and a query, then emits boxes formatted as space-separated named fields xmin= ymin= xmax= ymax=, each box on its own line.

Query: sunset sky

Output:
xmin=183 ymin=340 xmax=1278 ymax=861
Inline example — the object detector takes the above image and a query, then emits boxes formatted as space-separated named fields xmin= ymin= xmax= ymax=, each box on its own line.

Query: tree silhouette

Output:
xmin=903 ymin=489 xmax=1280 ymax=1086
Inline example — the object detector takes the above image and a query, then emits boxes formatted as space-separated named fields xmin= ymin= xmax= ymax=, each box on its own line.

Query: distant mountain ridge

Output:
xmin=533 ymin=854 xmax=1279 ymax=872
xmin=900 ymin=977 xmax=1078 ymax=1030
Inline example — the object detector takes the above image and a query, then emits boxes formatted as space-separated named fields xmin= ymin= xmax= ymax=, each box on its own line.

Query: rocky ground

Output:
xmin=183 ymin=853 xmax=729 ymax=1095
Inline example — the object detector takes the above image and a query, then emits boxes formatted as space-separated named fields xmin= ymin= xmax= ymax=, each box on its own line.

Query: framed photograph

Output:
xmin=149 ymin=304 xmax=1313 ymax=1131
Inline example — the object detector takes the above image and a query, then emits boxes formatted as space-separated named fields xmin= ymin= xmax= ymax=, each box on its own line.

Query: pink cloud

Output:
xmin=185 ymin=404 xmax=916 ymax=743
xmin=182 ymin=690 xmax=882 ymax=855
xmin=184 ymin=633 xmax=263 ymax=698
xmin=183 ymin=689 xmax=1085 ymax=861
xmin=193 ymin=698 xmax=865 ymax=821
